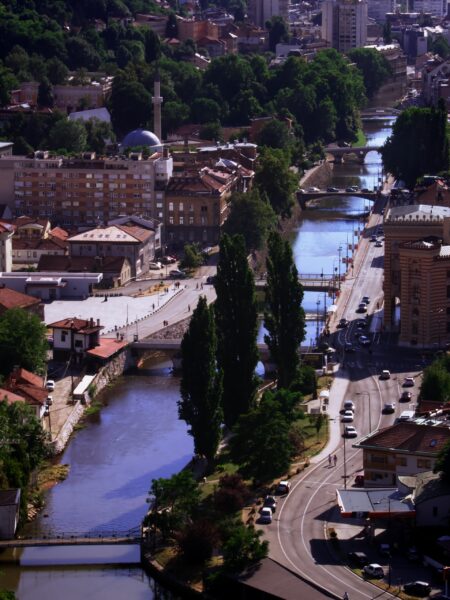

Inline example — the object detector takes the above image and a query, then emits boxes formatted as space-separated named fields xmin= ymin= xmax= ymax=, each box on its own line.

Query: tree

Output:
xmin=255 ymin=119 xmax=292 ymax=152
xmin=0 ymin=309 xmax=48 ymax=377
xmin=47 ymin=119 xmax=87 ymax=153
xmin=215 ymin=234 xmax=259 ymax=429
xmin=165 ymin=13 xmax=178 ymax=38
xmin=180 ymin=243 xmax=203 ymax=270
xmin=383 ymin=21 xmax=392 ymax=44
xmin=434 ymin=439 xmax=450 ymax=482
xmin=177 ymin=519 xmax=219 ymax=564
xmin=191 ymin=98 xmax=221 ymax=124
xmin=222 ymin=189 xmax=276 ymax=253
xmin=84 ymin=117 xmax=115 ymax=154
xmin=428 ymin=36 xmax=450 ymax=59
xmin=37 ymin=77 xmax=54 ymax=108
xmin=266 ymin=16 xmax=289 ymax=53
xmin=420 ymin=360 xmax=450 ymax=403
xmin=382 ymin=104 xmax=450 ymax=188
xmin=109 ymin=77 xmax=152 ymax=135
xmin=254 ymin=148 xmax=298 ymax=218
xmin=230 ymin=396 xmax=292 ymax=482
xmin=222 ymin=523 xmax=268 ymax=573
xmin=347 ymin=48 xmax=392 ymax=99
xmin=46 ymin=57 xmax=68 ymax=84
xmin=264 ymin=231 xmax=306 ymax=389
xmin=179 ymin=296 xmax=223 ymax=464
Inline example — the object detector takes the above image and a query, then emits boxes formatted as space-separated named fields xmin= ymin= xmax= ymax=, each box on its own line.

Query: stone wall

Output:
xmin=52 ymin=402 xmax=84 ymax=454
xmin=93 ymin=348 xmax=133 ymax=395
xmin=301 ymin=161 xmax=333 ymax=190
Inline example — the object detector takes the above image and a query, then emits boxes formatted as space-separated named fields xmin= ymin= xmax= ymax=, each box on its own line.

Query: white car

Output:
xmin=46 ymin=379 xmax=55 ymax=391
xmin=403 ymin=377 xmax=414 ymax=387
xmin=307 ymin=186 xmax=320 ymax=192
xmin=259 ymin=507 xmax=273 ymax=524
xmin=343 ymin=425 xmax=358 ymax=438
xmin=341 ymin=410 xmax=354 ymax=422
xmin=363 ymin=563 xmax=384 ymax=579
xmin=276 ymin=480 xmax=291 ymax=494
xmin=149 ymin=261 xmax=162 ymax=270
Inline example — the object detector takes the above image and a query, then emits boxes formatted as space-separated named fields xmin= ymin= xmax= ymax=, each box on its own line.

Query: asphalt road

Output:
xmin=262 ymin=201 xmax=435 ymax=600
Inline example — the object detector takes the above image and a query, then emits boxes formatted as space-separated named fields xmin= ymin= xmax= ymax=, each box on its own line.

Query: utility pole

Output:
xmin=338 ymin=245 xmax=343 ymax=290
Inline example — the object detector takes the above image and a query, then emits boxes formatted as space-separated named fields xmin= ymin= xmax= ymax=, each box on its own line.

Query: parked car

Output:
xmin=263 ymin=495 xmax=277 ymax=512
xmin=161 ymin=255 xmax=177 ymax=264
xmin=343 ymin=425 xmax=358 ymax=438
xmin=347 ymin=551 xmax=368 ymax=567
xmin=403 ymin=581 xmax=431 ymax=597
xmin=363 ymin=564 xmax=384 ymax=579
xmin=276 ymin=480 xmax=291 ymax=495
xmin=361 ymin=188 xmax=371 ymax=193
xmin=361 ymin=296 xmax=370 ymax=305
xmin=403 ymin=377 xmax=415 ymax=387
xmin=346 ymin=186 xmax=358 ymax=193
xmin=406 ymin=546 xmax=419 ymax=562
xmin=400 ymin=391 xmax=412 ymax=402
xmin=379 ymin=370 xmax=391 ymax=380
xmin=341 ymin=410 xmax=354 ymax=422
xmin=149 ymin=261 xmax=162 ymax=270
xmin=307 ymin=186 xmax=320 ymax=192
xmin=169 ymin=269 xmax=187 ymax=279
xmin=46 ymin=379 xmax=55 ymax=391
xmin=358 ymin=335 xmax=371 ymax=346
xmin=370 ymin=234 xmax=378 ymax=242
xmin=379 ymin=543 xmax=391 ymax=557
xmin=259 ymin=507 xmax=273 ymax=524
xmin=375 ymin=240 xmax=383 ymax=247
xmin=383 ymin=402 xmax=396 ymax=414
xmin=344 ymin=400 xmax=355 ymax=411
xmin=338 ymin=318 xmax=349 ymax=328
xmin=357 ymin=303 xmax=367 ymax=313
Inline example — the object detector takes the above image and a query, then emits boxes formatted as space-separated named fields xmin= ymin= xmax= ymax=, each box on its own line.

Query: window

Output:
xmin=179 ymin=202 xmax=184 ymax=211
xmin=61 ymin=330 xmax=68 ymax=342
xmin=179 ymin=216 xmax=184 ymax=225
xmin=370 ymin=454 xmax=388 ymax=465
xmin=169 ymin=202 xmax=174 ymax=212
xmin=397 ymin=456 xmax=407 ymax=466
xmin=417 ymin=458 xmax=431 ymax=469
xmin=189 ymin=216 xmax=194 ymax=225
xmin=74 ymin=340 xmax=83 ymax=348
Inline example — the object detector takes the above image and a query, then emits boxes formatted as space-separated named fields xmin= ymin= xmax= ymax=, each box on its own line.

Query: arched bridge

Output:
xmin=325 ymin=146 xmax=382 ymax=163
xmin=298 ymin=188 xmax=379 ymax=204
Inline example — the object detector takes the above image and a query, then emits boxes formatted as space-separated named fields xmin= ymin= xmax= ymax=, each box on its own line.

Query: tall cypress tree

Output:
xmin=215 ymin=234 xmax=259 ymax=429
xmin=179 ymin=296 xmax=223 ymax=464
xmin=264 ymin=231 xmax=305 ymax=389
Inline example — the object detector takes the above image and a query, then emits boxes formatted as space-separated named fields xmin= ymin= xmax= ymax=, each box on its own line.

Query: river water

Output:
xmin=0 ymin=119 xmax=393 ymax=599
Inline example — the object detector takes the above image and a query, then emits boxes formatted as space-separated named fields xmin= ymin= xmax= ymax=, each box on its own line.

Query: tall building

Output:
xmin=322 ymin=0 xmax=368 ymax=52
xmin=248 ymin=0 xmax=289 ymax=29
xmin=367 ymin=0 xmax=396 ymax=22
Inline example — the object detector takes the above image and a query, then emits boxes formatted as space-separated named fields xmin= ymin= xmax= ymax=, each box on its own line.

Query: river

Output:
xmin=0 ymin=118 xmax=394 ymax=599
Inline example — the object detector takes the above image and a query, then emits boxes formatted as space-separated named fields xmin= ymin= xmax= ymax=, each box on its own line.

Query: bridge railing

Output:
xmin=15 ymin=527 xmax=142 ymax=543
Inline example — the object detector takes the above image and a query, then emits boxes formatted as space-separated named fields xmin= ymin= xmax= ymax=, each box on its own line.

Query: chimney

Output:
xmin=97 ymin=319 xmax=100 ymax=327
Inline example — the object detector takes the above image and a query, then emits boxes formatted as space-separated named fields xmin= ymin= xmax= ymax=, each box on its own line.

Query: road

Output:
xmin=263 ymin=199 xmax=433 ymax=600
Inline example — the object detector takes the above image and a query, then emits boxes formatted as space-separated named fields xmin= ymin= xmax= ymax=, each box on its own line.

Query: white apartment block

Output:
xmin=322 ymin=0 xmax=368 ymax=52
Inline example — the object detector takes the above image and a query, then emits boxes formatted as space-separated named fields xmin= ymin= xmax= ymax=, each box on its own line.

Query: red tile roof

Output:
xmin=0 ymin=387 xmax=25 ymax=405
xmin=47 ymin=317 xmax=103 ymax=333
xmin=0 ymin=287 xmax=41 ymax=311
xmin=9 ymin=367 xmax=44 ymax=389
xmin=86 ymin=337 xmax=128 ymax=359
xmin=49 ymin=227 xmax=69 ymax=241
xmin=117 ymin=224 xmax=152 ymax=243
xmin=12 ymin=237 xmax=67 ymax=251
xmin=358 ymin=422 xmax=450 ymax=455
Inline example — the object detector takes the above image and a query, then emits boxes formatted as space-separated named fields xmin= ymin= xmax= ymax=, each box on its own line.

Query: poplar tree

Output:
xmin=264 ymin=231 xmax=305 ymax=389
xmin=214 ymin=234 xmax=259 ymax=429
xmin=179 ymin=296 xmax=222 ymax=464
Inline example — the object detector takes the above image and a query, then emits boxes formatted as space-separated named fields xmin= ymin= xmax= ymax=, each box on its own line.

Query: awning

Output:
xmin=319 ymin=390 xmax=330 ymax=399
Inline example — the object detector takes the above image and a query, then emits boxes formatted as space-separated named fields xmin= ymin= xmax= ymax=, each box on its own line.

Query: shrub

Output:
xmin=177 ymin=519 xmax=219 ymax=564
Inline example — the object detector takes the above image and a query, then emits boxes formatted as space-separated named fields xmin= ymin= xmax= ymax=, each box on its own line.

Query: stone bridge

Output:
xmin=297 ymin=189 xmax=379 ymax=206
xmin=325 ymin=146 xmax=382 ymax=163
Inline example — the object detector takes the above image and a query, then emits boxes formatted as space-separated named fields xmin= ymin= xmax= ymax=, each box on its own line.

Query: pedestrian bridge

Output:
xmin=0 ymin=528 xmax=142 ymax=549
xmin=255 ymin=273 xmax=340 ymax=293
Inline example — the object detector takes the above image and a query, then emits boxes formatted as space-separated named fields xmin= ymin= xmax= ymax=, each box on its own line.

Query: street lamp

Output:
xmin=338 ymin=245 xmax=343 ymax=290
xmin=356 ymin=391 xmax=372 ymax=433
xmin=316 ymin=298 xmax=321 ymax=346
xmin=342 ymin=426 xmax=348 ymax=489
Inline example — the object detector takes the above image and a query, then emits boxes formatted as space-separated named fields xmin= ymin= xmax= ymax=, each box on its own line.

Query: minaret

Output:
xmin=152 ymin=69 xmax=163 ymax=142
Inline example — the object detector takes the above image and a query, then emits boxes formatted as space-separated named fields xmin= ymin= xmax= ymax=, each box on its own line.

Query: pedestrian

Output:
xmin=328 ymin=454 xmax=332 ymax=467
xmin=152 ymin=303 xmax=155 ymax=311
xmin=333 ymin=454 xmax=337 ymax=467
xmin=201 ymin=283 xmax=203 ymax=289
xmin=343 ymin=593 xmax=349 ymax=600
xmin=188 ymin=304 xmax=190 ymax=312
xmin=196 ymin=283 xmax=198 ymax=289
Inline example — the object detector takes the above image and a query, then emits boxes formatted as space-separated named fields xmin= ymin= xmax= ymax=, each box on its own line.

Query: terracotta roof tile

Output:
xmin=48 ymin=318 xmax=103 ymax=333
xmin=358 ymin=422 xmax=450 ymax=455
xmin=0 ymin=287 xmax=41 ymax=311
xmin=0 ymin=387 xmax=25 ymax=405
xmin=86 ymin=337 xmax=128 ymax=359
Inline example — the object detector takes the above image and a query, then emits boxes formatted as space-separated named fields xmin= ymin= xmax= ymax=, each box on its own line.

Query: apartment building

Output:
xmin=0 ymin=150 xmax=173 ymax=228
xmin=322 ymin=0 xmax=368 ymax=52
xmin=0 ymin=221 xmax=14 ymax=272
xmin=248 ymin=0 xmax=290 ymax=30
xmin=355 ymin=422 xmax=450 ymax=487
xmin=383 ymin=204 xmax=450 ymax=346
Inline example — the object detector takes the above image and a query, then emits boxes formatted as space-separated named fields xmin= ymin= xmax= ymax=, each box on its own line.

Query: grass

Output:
xmin=37 ymin=462 xmax=70 ymax=489
xmin=353 ymin=129 xmax=367 ymax=147
xmin=297 ymin=416 xmax=329 ymax=461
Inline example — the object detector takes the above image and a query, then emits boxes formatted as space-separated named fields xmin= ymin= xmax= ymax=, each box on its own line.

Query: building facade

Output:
xmin=383 ymin=204 xmax=450 ymax=346
xmin=322 ymin=0 xmax=368 ymax=52
xmin=248 ymin=0 xmax=289 ymax=30
xmin=0 ymin=151 xmax=173 ymax=228
xmin=0 ymin=221 xmax=14 ymax=272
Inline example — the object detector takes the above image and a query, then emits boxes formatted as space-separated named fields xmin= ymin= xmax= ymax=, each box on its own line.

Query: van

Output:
xmin=398 ymin=410 xmax=414 ymax=422
xmin=380 ymin=370 xmax=391 ymax=380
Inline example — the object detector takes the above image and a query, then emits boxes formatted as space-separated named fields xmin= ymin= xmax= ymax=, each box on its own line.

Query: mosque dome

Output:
xmin=121 ymin=128 xmax=161 ymax=151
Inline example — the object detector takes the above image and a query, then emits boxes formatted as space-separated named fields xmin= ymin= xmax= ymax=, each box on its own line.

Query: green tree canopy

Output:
xmin=109 ymin=76 xmax=152 ymax=135
xmin=347 ymin=48 xmax=392 ymax=99
xmin=222 ymin=522 xmax=268 ymax=573
xmin=214 ymin=234 xmax=259 ymax=428
xmin=255 ymin=148 xmax=298 ymax=218
xmin=179 ymin=296 xmax=223 ymax=463
xmin=382 ymin=102 xmax=450 ymax=188
xmin=0 ymin=309 xmax=48 ymax=377
xmin=47 ymin=119 xmax=87 ymax=152
xmin=222 ymin=189 xmax=276 ymax=253
xmin=420 ymin=357 xmax=450 ymax=403
xmin=264 ymin=231 xmax=305 ymax=389
xmin=434 ymin=439 xmax=450 ymax=482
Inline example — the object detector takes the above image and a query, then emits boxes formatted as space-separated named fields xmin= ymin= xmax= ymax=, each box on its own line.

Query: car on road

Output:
xmin=307 ymin=186 xmax=320 ymax=192
xmin=344 ymin=400 xmax=355 ymax=411
xmin=347 ymin=551 xmax=368 ymax=567
xmin=346 ymin=186 xmax=359 ymax=193
xmin=169 ymin=269 xmax=187 ymax=279
xmin=400 ymin=391 xmax=412 ymax=402
xmin=161 ymin=255 xmax=177 ymax=264
xmin=375 ymin=240 xmax=383 ymax=247
xmin=383 ymin=402 xmax=396 ymax=414
xmin=46 ymin=379 xmax=55 ymax=391
xmin=356 ymin=319 xmax=367 ymax=329
xmin=379 ymin=369 xmax=391 ymax=380
xmin=298 ymin=188 xmax=306 ymax=194
xmin=370 ymin=234 xmax=378 ymax=242
xmin=361 ymin=296 xmax=370 ymax=304
xmin=149 ymin=261 xmax=162 ymax=270
xmin=363 ymin=563 xmax=384 ymax=579
xmin=357 ymin=303 xmax=368 ymax=313
xmin=361 ymin=188 xmax=371 ymax=193
xmin=263 ymin=495 xmax=277 ymax=512
xmin=341 ymin=410 xmax=354 ymax=422
xmin=363 ymin=564 xmax=384 ymax=579
xmin=276 ymin=480 xmax=291 ymax=494
xmin=338 ymin=318 xmax=349 ymax=328
xmin=403 ymin=376 xmax=415 ymax=387
xmin=344 ymin=342 xmax=355 ymax=352
xmin=343 ymin=425 xmax=358 ymax=438
xmin=259 ymin=507 xmax=273 ymax=524
xmin=358 ymin=335 xmax=371 ymax=346
xmin=402 ymin=581 xmax=431 ymax=597
xmin=327 ymin=187 xmax=339 ymax=192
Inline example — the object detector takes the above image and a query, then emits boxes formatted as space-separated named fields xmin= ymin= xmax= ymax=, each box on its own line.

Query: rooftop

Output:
xmin=337 ymin=488 xmax=414 ymax=517
xmin=355 ymin=422 xmax=450 ymax=455
xmin=86 ymin=337 xmax=128 ymax=360
xmin=386 ymin=204 xmax=450 ymax=222
xmin=0 ymin=286 xmax=41 ymax=311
